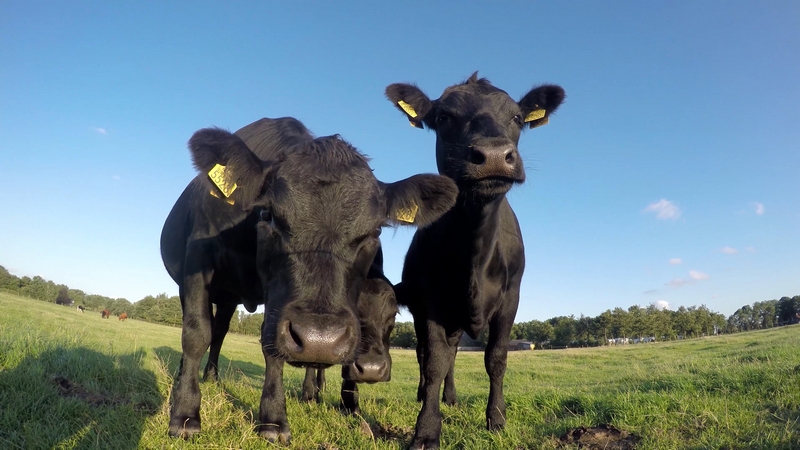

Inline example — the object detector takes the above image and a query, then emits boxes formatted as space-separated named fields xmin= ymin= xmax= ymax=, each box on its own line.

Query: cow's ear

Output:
xmin=518 ymin=84 xmax=566 ymax=129
xmin=188 ymin=127 xmax=270 ymax=208
xmin=385 ymin=83 xmax=433 ymax=129
xmin=381 ymin=174 xmax=458 ymax=227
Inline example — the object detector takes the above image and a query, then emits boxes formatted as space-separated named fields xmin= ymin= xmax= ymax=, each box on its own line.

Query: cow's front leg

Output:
xmin=340 ymin=379 xmax=359 ymax=414
xmin=169 ymin=277 xmax=213 ymax=438
xmin=257 ymin=353 xmax=290 ymax=444
xmin=484 ymin=307 xmax=515 ymax=431
xmin=409 ymin=321 xmax=456 ymax=450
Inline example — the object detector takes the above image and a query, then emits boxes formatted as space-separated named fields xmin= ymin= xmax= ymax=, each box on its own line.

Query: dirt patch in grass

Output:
xmin=559 ymin=424 xmax=640 ymax=449
xmin=359 ymin=418 xmax=414 ymax=442
xmin=53 ymin=375 xmax=123 ymax=407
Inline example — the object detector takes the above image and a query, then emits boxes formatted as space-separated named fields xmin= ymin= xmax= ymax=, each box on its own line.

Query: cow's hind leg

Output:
xmin=301 ymin=367 xmax=319 ymax=403
xmin=442 ymin=337 xmax=460 ymax=406
xmin=414 ymin=319 xmax=427 ymax=402
xmin=203 ymin=300 xmax=237 ymax=382
xmin=169 ymin=278 xmax=213 ymax=439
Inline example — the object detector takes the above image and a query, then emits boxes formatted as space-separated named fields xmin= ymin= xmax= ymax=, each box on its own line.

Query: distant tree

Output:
xmin=550 ymin=316 xmax=576 ymax=347
xmin=777 ymin=296 xmax=800 ymax=325
xmin=236 ymin=312 xmax=263 ymax=336
xmin=54 ymin=287 xmax=73 ymax=306
xmin=390 ymin=322 xmax=417 ymax=348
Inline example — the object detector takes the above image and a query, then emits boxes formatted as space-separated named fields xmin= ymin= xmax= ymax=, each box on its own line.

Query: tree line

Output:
xmin=2 ymin=265 xmax=798 ymax=348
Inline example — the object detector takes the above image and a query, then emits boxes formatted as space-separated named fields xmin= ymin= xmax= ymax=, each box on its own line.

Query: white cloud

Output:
xmin=669 ymin=258 xmax=682 ymax=265
xmin=643 ymin=199 xmax=681 ymax=220
xmin=753 ymin=202 xmax=764 ymax=215
xmin=91 ymin=127 xmax=107 ymax=135
xmin=668 ymin=278 xmax=688 ymax=288
xmin=721 ymin=246 xmax=738 ymax=255
xmin=112 ymin=175 xmax=121 ymax=181
xmin=745 ymin=246 xmax=756 ymax=252
xmin=651 ymin=300 xmax=670 ymax=310
xmin=689 ymin=270 xmax=710 ymax=280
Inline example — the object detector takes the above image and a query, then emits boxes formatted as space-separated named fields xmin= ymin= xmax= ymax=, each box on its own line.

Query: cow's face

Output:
xmin=188 ymin=129 xmax=457 ymax=366
xmin=386 ymin=73 xmax=565 ymax=199
xmin=342 ymin=277 xmax=397 ymax=383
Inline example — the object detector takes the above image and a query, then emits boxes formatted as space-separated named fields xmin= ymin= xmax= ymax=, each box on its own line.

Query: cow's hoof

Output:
xmin=257 ymin=423 xmax=291 ymax=444
xmin=486 ymin=414 xmax=505 ymax=431
xmin=168 ymin=417 xmax=201 ymax=439
xmin=408 ymin=434 xmax=439 ymax=450
xmin=340 ymin=404 xmax=359 ymax=415
xmin=442 ymin=396 xmax=457 ymax=407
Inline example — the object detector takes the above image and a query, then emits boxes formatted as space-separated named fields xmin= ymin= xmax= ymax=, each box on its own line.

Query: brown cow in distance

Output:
xmin=118 ymin=313 xmax=128 ymax=321
xmin=101 ymin=309 xmax=111 ymax=319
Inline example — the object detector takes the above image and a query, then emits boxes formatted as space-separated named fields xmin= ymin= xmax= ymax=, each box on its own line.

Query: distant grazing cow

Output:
xmin=101 ymin=309 xmax=111 ymax=319
xmin=77 ymin=305 xmax=85 ymax=313
xmin=386 ymin=73 xmax=565 ymax=449
xmin=118 ymin=313 xmax=128 ymax=321
xmin=160 ymin=117 xmax=457 ymax=442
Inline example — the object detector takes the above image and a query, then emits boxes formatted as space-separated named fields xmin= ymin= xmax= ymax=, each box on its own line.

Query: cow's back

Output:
xmin=160 ymin=117 xmax=313 ymax=287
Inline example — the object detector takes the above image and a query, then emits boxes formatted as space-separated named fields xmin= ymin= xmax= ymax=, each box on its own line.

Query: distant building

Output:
xmin=508 ymin=340 xmax=534 ymax=351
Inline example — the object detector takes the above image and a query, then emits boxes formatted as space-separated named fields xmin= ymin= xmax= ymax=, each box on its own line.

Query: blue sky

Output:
xmin=1 ymin=1 xmax=798 ymax=322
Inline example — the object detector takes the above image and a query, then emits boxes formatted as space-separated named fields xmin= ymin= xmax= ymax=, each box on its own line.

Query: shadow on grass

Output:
xmin=152 ymin=346 xmax=265 ymax=382
xmin=0 ymin=347 xmax=162 ymax=449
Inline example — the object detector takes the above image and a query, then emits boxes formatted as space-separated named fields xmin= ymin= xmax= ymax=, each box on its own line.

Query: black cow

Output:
xmin=160 ymin=117 xmax=457 ymax=443
xmin=385 ymin=73 xmax=565 ymax=449
xmin=301 ymin=269 xmax=398 ymax=414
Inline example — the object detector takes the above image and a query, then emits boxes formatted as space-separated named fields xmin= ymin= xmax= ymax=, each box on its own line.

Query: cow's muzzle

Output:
xmin=275 ymin=314 xmax=358 ymax=365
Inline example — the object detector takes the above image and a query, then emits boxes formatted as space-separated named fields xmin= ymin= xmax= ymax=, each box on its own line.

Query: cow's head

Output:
xmin=341 ymin=276 xmax=397 ymax=383
xmin=386 ymin=73 xmax=565 ymax=199
xmin=188 ymin=128 xmax=457 ymax=366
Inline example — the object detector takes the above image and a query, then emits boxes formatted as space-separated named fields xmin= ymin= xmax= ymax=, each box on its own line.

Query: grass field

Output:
xmin=1 ymin=292 xmax=798 ymax=449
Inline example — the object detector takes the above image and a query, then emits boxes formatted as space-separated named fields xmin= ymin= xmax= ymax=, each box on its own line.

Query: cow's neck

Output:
xmin=450 ymin=190 xmax=506 ymax=267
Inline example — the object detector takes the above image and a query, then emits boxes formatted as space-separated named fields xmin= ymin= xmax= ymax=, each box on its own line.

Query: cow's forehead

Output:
xmin=271 ymin=154 xmax=384 ymax=233
xmin=438 ymin=85 xmax=519 ymax=116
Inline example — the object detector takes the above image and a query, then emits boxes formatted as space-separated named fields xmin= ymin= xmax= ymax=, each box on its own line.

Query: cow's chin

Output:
xmin=287 ymin=362 xmax=334 ymax=369
xmin=467 ymin=176 xmax=519 ymax=198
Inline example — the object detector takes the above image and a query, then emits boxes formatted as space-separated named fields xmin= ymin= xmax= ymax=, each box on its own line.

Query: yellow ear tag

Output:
xmin=397 ymin=100 xmax=418 ymax=118
xmin=529 ymin=116 xmax=549 ymax=129
xmin=395 ymin=202 xmax=419 ymax=223
xmin=524 ymin=109 xmax=546 ymax=122
xmin=209 ymin=189 xmax=235 ymax=205
xmin=208 ymin=163 xmax=238 ymax=198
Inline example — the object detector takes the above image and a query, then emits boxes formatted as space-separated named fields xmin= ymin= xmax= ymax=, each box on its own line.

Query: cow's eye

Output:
xmin=436 ymin=113 xmax=451 ymax=126
xmin=260 ymin=209 xmax=273 ymax=224
xmin=512 ymin=115 xmax=523 ymax=126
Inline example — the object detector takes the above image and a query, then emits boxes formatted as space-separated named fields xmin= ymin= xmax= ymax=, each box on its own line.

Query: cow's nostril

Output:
xmin=288 ymin=323 xmax=304 ymax=350
xmin=470 ymin=149 xmax=486 ymax=165
xmin=505 ymin=151 xmax=515 ymax=164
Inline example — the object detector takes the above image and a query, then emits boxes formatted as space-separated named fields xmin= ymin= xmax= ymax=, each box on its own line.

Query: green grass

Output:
xmin=1 ymin=292 xmax=799 ymax=449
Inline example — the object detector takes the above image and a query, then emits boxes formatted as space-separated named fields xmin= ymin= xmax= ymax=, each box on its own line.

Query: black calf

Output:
xmin=302 ymin=275 xmax=397 ymax=414
xmin=386 ymin=73 xmax=565 ymax=449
